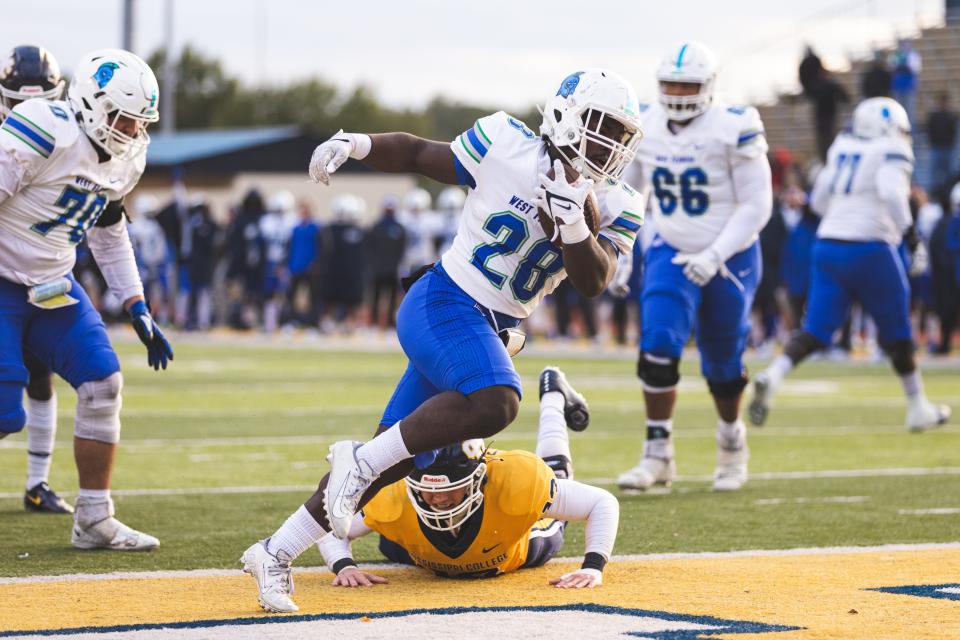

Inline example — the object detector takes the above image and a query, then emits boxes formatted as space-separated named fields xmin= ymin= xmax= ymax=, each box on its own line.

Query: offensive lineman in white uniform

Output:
xmin=749 ymin=98 xmax=950 ymax=431
xmin=0 ymin=49 xmax=172 ymax=549
xmin=242 ymin=69 xmax=645 ymax=613
xmin=617 ymin=42 xmax=773 ymax=492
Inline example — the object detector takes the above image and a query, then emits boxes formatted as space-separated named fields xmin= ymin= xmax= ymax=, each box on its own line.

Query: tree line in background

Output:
xmin=145 ymin=47 xmax=540 ymax=140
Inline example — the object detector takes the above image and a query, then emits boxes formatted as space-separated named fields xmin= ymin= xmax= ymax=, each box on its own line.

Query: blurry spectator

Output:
xmin=225 ymin=189 xmax=267 ymax=330
xmin=398 ymin=188 xmax=441 ymax=276
xmin=781 ymin=185 xmax=820 ymax=329
xmin=926 ymin=92 xmax=958 ymax=192
xmin=798 ymin=46 xmax=823 ymax=98
xmin=286 ymin=200 xmax=321 ymax=328
xmin=434 ymin=187 xmax=466 ymax=255
xmin=610 ymin=240 xmax=643 ymax=345
xmin=184 ymin=198 xmax=219 ymax=331
xmin=811 ymin=70 xmax=849 ymax=161
xmin=753 ymin=188 xmax=792 ymax=352
xmin=861 ymin=51 xmax=892 ymax=99
xmin=320 ymin=194 xmax=367 ymax=332
xmin=769 ymin=147 xmax=795 ymax=195
xmin=128 ymin=194 xmax=172 ymax=324
xmin=365 ymin=196 xmax=407 ymax=330
xmin=261 ymin=191 xmax=297 ymax=332
xmin=553 ymin=280 xmax=597 ymax=341
xmin=929 ymin=184 xmax=960 ymax=354
xmin=950 ymin=0 xmax=960 ymax=25
xmin=889 ymin=39 xmax=921 ymax=125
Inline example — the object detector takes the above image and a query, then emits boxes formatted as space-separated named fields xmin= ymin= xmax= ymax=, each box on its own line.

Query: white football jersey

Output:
xmin=0 ymin=98 xmax=144 ymax=286
xmin=444 ymin=111 xmax=644 ymax=318
xmin=813 ymin=133 xmax=914 ymax=246
xmin=627 ymin=101 xmax=768 ymax=253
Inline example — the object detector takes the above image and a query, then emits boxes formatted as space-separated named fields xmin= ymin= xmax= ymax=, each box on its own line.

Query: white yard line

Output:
xmin=3 ymin=541 xmax=959 ymax=585
xmin=753 ymin=496 xmax=870 ymax=505
xmin=1 ymin=466 xmax=958 ymax=500
xmin=897 ymin=508 xmax=960 ymax=515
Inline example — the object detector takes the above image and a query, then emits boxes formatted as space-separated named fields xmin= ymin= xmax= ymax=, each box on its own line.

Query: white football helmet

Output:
xmin=403 ymin=188 xmax=431 ymax=213
xmin=436 ymin=187 xmax=466 ymax=214
xmin=656 ymin=41 xmax=718 ymax=122
xmin=539 ymin=68 xmax=643 ymax=182
xmin=68 ymin=49 xmax=159 ymax=160
xmin=268 ymin=190 xmax=295 ymax=215
xmin=404 ymin=440 xmax=487 ymax=533
xmin=852 ymin=97 xmax=911 ymax=140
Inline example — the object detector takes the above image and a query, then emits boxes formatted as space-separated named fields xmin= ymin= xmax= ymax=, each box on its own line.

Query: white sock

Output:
xmin=25 ymin=395 xmax=57 ymax=489
xmin=267 ymin=505 xmax=327 ymax=560
xmin=536 ymin=391 xmax=571 ymax=461
xmin=766 ymin=354 xmax=794 ymax=387
xmin=355 ymin=423 xmax=412 ymax=475
xmin=644 ymin=419 xmax=674 ymax=459
xmin=899 ymin=370 xmax=923 ymax=399
xmin=77 ymin=488 xmax=110 ymax=501
xmin=717 ymin=418 xmax=746 ymax=451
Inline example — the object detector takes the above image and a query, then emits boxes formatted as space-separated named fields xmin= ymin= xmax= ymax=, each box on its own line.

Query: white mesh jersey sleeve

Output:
xmin=450 ymin=111 xmax=512 ymax=186
xmin=86 ymin=212 xmax=144 ymax=302
xmin=597 ymin=179 xmax=645 ymax=256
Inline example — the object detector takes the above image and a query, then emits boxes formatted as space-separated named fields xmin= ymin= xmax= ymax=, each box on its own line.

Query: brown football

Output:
xmin=537 ymin=162 xmax=601 ymax=246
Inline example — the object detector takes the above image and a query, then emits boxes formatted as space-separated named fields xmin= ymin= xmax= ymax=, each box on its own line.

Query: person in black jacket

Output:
xmin=861 ymin=51 xmax=892 ymax=99
xmin=185 ymin=199 xmax=219 ymax=330
xmin=926 ymin=92 xmax=958 ymax=192
xmin=365 ymin=196 xmax=407 ymax=329
xmin=929 ymin=187 xmax=959 ymax=354
xmin=319 ymin=194 xmax=367 ymax=332
xmin=225 ymin=189 xmax=266 ymax=329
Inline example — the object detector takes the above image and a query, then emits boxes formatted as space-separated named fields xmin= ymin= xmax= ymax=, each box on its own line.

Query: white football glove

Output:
xmin=671 ymin=247 xmax=723 ymax=286
xmin=308 ymin=130 xmax=372 ymax=185
xmin=549 ymin=568 xmax=603 ymax=589
xmin=533 ymin=159 xmax=594 ymax=244
xmin=909 ymin=242 xmax=929 ymax=277
xmin=608 ymin=250 xmax=634 ymax=298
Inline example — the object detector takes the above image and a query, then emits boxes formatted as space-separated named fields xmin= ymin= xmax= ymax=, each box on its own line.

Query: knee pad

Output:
xmin=74 ymin=372 xmax=123 ymax=444
xmin=881 ymin=339 xmax=916 ymax=375
xmin=637 ymin=352 xmax=680 ymax=392
xmin=707 ymin=371 xmax=750 ymax=399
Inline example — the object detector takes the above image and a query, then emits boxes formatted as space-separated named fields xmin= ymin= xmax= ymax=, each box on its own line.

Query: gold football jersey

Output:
xmin=362 ymin=449 xmax=557 ymax=577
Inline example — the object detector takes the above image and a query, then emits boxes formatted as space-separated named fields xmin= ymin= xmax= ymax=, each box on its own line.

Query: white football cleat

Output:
xmin=713 ymin=445 xmax=749 ymax=492
xmin=617 ymin=457 xmax=676 ymax=491
xmin=71 ymin=497 xmax=158 ymax=551
xmin=240 ymin=539 xmax=298 ymax=613
xmin=324 ymin=440 xmax=376 ymax=539
xmin=907 ymin=399 xmax=951 ymax=432
xmin=748 ymin=372 xmax=773 ymax=426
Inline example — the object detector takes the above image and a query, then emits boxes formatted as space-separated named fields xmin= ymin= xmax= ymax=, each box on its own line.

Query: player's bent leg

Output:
xmin=882 ymin=339 xmax=952 ymax=431
xmin=537 ymin=366 xmax=589 ymax=480
xmin=240 ymin=540 xmax=298 ymax=613
xmin=378 ymin=535 xmax=416 ymax=565
xmin=617 ymin=351 xmax=680 ymax=491
xmin=707 ymin=376 xmax=750 ymax=492
xmin=749 ymin=331 xmax=825 ymax=426
xmin=522 ymin=519 xmax=566 ymax=569
xmin=539 ymin=366 xmax=590 ymax=432
xmin=23 ymin=352 xmax=69 ymax=513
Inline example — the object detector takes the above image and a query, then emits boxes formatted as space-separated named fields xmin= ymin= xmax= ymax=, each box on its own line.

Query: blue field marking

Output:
xmin=0 ymin=603 xmax=802 ymax=638
xmin=869 ymin=583 xmax=960 ymax=601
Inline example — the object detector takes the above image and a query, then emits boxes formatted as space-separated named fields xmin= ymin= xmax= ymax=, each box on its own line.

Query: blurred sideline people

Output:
xmin=319 ymin=194 xmax=367 ymax=332
xmin=366 ymin=196 xmax=407 ymax=330
xmin=286 ymin=200 xmax=321 ymax=328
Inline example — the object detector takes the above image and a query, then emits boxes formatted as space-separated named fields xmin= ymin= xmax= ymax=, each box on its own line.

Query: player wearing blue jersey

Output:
xmin=617 ymin=42 xmax=773 ymax=493
xmin=0 ymin=49 xmax=172 ymax=549
xmin=242 ymin=69 xmax=645 ymax=613
xmin=750 ymin=98 xmax=950 ymax=431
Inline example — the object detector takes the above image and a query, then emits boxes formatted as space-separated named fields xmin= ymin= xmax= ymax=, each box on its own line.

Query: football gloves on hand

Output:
xmin=672 ymin=247 xmax=723 ymax=287
xmin=128 ymin=300 xmax=173 ymax=371
xmin=534 ymin=159 xmax=594 ymax=244
xmin=309 ymin=130 xmax=372 ymax=185
xmin=909 ymin=241 xmax=929 ymax=277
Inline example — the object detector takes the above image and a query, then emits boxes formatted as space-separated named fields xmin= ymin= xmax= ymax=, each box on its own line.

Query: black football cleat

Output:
xmin=24 ymin=482 xmax=74 ymax=514
xmin=539 ymin=366 xmax=590 ymax=431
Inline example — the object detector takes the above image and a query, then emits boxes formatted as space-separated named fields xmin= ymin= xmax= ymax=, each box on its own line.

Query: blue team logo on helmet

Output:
xmin=557 ymin=72 xmax=584 ymax=98
xmin=93 ymin=62 xmax=120 ymax=89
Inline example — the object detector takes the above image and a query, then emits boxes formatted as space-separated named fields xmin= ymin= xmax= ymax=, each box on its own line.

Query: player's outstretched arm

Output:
xmin=309 ymin=130 xmax=457 ymax=186
xmin=543 ymin=479 xmax=620 ymax=588
xmin=316 ymin=515 xmax=388 ymax=587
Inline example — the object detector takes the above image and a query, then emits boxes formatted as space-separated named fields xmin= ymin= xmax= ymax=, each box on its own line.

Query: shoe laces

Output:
xmin=266 ymin=557 xmax=293 ymax=594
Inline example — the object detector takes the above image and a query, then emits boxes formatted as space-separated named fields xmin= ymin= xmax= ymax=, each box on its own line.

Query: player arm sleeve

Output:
xmin=876 ymin=158 xmax=913 ymax=233
xmin=86 ymin=201 xmax=145 ymax=303
xmin=808 ymin=165 xmax=832 ymax=217
xmin=543 ymin=479 xmax=620 ymax=571
xmin=450 ymin=111 xmax=506 ymax=189
xmin=0 ymin=149 xmax=29 ymax=206
xmin=598 ymin=183 xmax=646 ymax=257
xmin=317 ymin=514 xmax=372 ymax=573
xmin=710 ymin=152 xmax=773 ymax=261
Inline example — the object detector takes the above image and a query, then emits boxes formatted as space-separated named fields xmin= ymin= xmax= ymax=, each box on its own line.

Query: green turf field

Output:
xmin=1 ymin=337 xmax=958 ymax=577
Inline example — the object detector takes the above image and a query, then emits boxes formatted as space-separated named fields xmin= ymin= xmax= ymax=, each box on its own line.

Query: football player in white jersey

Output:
xmin=617 ymin=42 xmax=773 ymax=493
xmin=0 ymin=44 xmax=74 ymax=514
xmin=241 ymin=68 xmax=645 ymax=613
xmin=749 ymin=98 xmax=951 ymax=431
xmin=0 ymin=49 xmax=172 ymax=550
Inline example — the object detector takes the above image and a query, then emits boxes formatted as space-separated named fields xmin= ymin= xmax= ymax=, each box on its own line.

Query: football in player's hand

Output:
xmin=537 ymin=162 xmax=601 ymax=246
